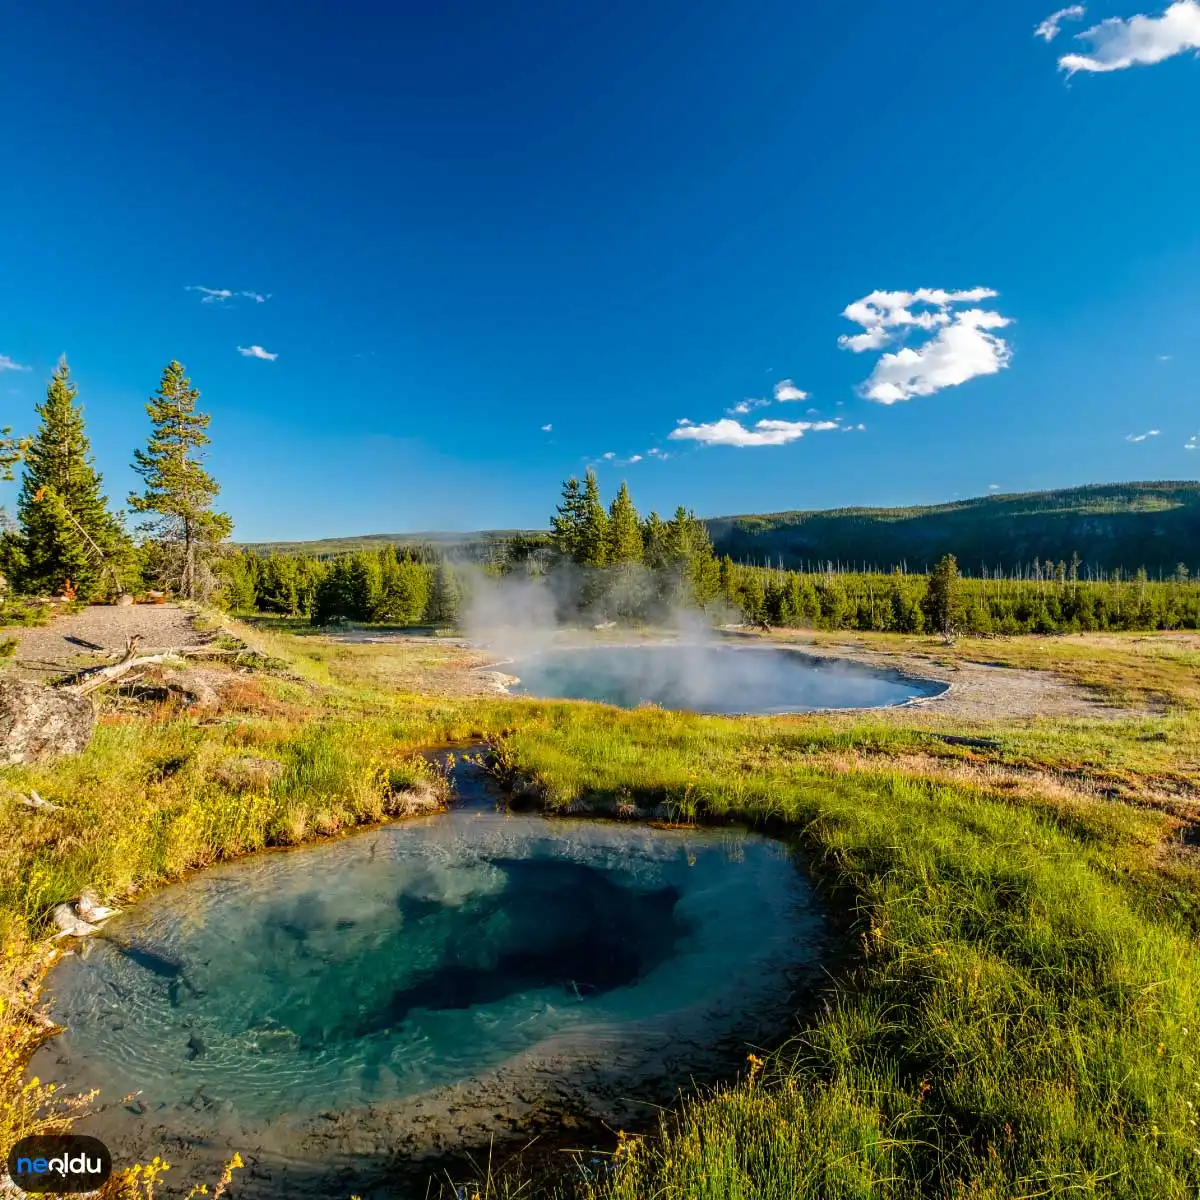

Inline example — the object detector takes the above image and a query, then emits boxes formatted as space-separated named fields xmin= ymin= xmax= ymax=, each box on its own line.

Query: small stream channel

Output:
xmin=32 ymin=758 xmax=828 ymax=1197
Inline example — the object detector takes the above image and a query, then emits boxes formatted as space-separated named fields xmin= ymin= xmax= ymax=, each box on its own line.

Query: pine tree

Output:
xmin=550 ymin=477 xmax=586 ymax=562
xmin=1 ymin=427 xmax=28 ymax=482
xmin=578 ymin=469 xmax=609 ymax=567
xmin=17 ymin=357 xmax=130 ymax=599
xmin=426 ymin=559 xmax=461 ymax=625
xmin=219 ymin=551 xmax=258 ymax=613
xmin=347 ymin=551 xmax=381 ymax=619
xmin=312 ymin=557 xmax=357 ymax=624
xmin=607 ymin=482 xmax=643 ymax=563
xmin=129 ymin=362 xmax=232 ymax=600
xmin=922 ymin=553 xmax=961 ymax=638
xmin=642 ymin=512 xmax=668 ymax=571
xmin=740 ymin=572 xmax=766 ymax=624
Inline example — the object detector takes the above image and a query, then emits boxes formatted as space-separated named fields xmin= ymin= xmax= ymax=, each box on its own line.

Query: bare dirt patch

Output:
xmin=4 ymin=604 xmax=205 ymax=682
xmin=740 ymin=631 xmax=1153 ymax=722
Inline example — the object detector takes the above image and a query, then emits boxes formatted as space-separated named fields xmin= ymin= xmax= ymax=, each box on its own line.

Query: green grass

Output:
xmin=490 ymin=707 xmax=1200 ymax=1198
xmin=3 ymin=620 xmax=1200 ymax=1198
xmin=0 ymin=598 xmax=52 ymax=629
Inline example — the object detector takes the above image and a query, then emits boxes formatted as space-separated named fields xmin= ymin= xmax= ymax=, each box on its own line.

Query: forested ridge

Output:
xmin=706 ymin=481 xmax=1200 ymax=574
xmin=235 ymin=482 xmax=1200 ymax=578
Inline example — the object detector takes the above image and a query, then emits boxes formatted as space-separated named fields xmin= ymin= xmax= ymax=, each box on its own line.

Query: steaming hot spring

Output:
xmin=496 ymin=642 xmax=947 ymax=714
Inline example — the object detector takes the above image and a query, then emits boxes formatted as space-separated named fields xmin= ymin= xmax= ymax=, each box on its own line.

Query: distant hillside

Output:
xmin=705 ymin=482 xmax=1200 ymax=575
xmin=240 ymin=482 xmax=1200 ymax=575
xmin=240 ymin=529 xmax=543 ymax=559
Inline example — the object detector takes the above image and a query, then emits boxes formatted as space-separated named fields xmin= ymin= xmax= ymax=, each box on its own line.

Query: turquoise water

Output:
xmin=509 ymin=643 xmax=944 ymax=713
xmin=40 ymin=804 xmax=822 ymax=1126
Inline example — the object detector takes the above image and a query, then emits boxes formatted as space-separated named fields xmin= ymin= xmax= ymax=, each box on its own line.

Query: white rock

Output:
xmin=76 ymin=890 xmax=117 ymax=923
xmin=52 ymin=903 xmax=100 ymax=939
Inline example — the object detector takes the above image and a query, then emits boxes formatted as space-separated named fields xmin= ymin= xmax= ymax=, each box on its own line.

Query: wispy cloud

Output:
xmin=0 ymin=354 xmax=31 ymax=373
xmin=1185 ymin=435 xmax=1197 ymax=450
xmin=237 ymin=345 xmax=278 ymax=361
xmin=773 ymin=379 xmax=809 ymax=402
xmin=669 ymin=416 xmax=841 ymax=448
xmin=840 ymin=288 xmax=1013 ymax=404
xmin=989 ymin=483 xmax=1002 ymax=491
xmin=541 ymin=423 xmax=553 ymax=432
xmin=188 ymin=286 xmax=233 ymax=303
xmin=1125 ymin=428 xmax=1161 ymax=442
xmin=1036 ymin=5 xmax=1086 ymax=40
xmin=628 ymin=454 xmax=643 ymax=463
xmin=188 ymin=286 xmax=271 ymax=304
xmin=727 ymin=398 xmax=769 ymax=415
xmin=602 ymin=451 xmax=616 ymax=460
xmin=1058 ymin=1 xmax=1200 ymax=73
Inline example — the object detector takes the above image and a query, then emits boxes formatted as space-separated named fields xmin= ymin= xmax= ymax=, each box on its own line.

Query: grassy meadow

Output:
xmin=1 ymin=618 xmax=1199 ymax=1198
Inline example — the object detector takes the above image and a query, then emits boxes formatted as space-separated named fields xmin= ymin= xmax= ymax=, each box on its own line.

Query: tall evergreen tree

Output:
xmin=922 ymin=553 xmax=962 ymax=638
xmin=129 ymin=361 xmax=232 ymax=600
xmin=641 ymin=511 xmax=668 ymax=571
xmin=17 ymin=357 xmax=129 ymax=599
xmin=578 ymin=469 xmax=609 ymax=567
xmin=550 ymin=477 xmax=586 ymax=562
xmin=426 ymin=559 xmax=461 ymax=625
xmin=607 ymin=482 xmax=643 ymax=563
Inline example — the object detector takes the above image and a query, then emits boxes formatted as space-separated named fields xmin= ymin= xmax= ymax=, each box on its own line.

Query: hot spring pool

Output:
xmin=35 ymin=778 xmax=825 ymax=1194
xmin=505 ymin=642 xmax=946 ymax=713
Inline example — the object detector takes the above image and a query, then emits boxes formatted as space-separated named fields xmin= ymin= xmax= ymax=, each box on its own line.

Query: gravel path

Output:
xmin=4 ymin=603 xmax=204 ymax=681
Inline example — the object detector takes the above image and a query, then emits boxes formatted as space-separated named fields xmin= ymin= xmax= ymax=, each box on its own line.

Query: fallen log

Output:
xmin=60 ymin=644 xmax=233 ymax=695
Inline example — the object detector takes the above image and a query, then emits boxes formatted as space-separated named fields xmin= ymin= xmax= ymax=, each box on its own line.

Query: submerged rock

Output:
xmin=0 ymin=677 xmax=95 ymax=765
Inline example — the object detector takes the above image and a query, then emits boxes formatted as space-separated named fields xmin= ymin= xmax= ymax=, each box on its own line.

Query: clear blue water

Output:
xmin=38 ymin=806 xmax=822 ymax=1128
xmin=508 ymin=643 xmax=944 ymax=713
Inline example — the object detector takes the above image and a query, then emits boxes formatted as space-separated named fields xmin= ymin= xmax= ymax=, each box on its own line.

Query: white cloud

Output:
xmin=602 ymin=451 xmax=616 ymax=460
xmin=0 ymin=354 xmax=31 ymax=373
xmin=541 ymin=423 xmax=553 ymax=432
xmin=727 ymin=397 xmax=771 ymax=415
xmin=628 ymin=454 xmax=643 ymax=463
xmin=1059 ymin=1 xmax=1200 ymax=73
xmin=839 ymin=288 xmax=998 ymax=354
xmin=1124 ymin=428 xmax=1161 ymax=442
xmin=773 ymin=379 xmax=809 ymax=402
xmin=840 ymin=289 xmax=1013 ymax=404
xmin=989 ymin=483 xmax=1001 ymax=490
xmin=669 ymin=416 xmax=841 ymax=448
xmin=1036 ymin=5 xmax=1087 ymax=40
xmin=237 ymin=344 xmax=278 ymax=361
xmin=188 ymin=285 xmax=270 ymax=303
xmin=1184 ymin=435 xmax=1197 ymax=450
xmin=188 ymin=286 xmax=233 ymax=303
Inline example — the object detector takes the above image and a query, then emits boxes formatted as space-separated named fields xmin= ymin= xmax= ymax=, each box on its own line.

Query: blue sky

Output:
xmin=1 ymin=1 xmax=1198 ymax=540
